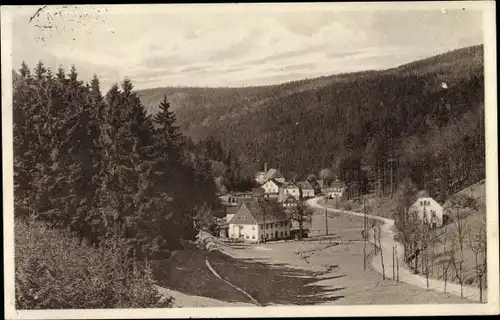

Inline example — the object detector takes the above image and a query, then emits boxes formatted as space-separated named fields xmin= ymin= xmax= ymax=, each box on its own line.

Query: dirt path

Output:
xmin=308 ymin=197 xmax=486 ymax=303
xmin=205 ymin=258 xmax=263 ymax=306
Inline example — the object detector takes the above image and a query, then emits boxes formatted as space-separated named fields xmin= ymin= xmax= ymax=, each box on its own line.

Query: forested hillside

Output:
xmin=138 ymin=45 xmax=485 ymax=202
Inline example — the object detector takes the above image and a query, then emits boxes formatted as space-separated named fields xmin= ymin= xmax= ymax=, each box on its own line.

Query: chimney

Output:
xmin=264 ymin=162 xmax=268 ymax=173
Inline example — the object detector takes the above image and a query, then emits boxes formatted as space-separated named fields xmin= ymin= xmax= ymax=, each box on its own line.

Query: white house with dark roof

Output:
xmin=278 ymin=181 xmax=315 ymax=202
xmin=409 ymin=191 xmax=445 ymax=228
xmin=261 ymin=178 xmax=282 ymax=198
xmin=326 ymin=179 xmax=346 ymax=198
xmin=295 ymin=181 xmax=315 ymax=198
xmin=228 ymin=199 xmax=291 ymax=242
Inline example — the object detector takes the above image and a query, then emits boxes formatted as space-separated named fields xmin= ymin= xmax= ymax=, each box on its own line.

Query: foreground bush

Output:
xmin=15 ymin=218 xmax=173 ymax=309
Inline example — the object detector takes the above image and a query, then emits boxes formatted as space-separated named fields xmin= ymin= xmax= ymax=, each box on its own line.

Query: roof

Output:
xmin=240 ymin=199 xmax=289 ymax=224
xmin=264 ymin=168 xmax=284 ymax=181
xmin=226 ymin=206 xmax=238 ymax=215
xmin=252 ymin=187 xmax=265 ymax=197
xmin=330 ymin=179 xmax=346 ymax=188
xmin=283 ymin=194 xmax=298 ymax=203
xmin=416 ymin=190 xmax=431 ymax=198
xmin=296 ymin=181 xmax=314 ymax=191
xmin=264 ymin=178 xmax=283 ymax=188
xmin=283 ymin=181 xmax=299 ymax=189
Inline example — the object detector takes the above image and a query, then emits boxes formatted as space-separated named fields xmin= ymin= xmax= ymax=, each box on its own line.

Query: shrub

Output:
xmin=343 ymin=202 xmax=353 ymax=210
xmin=15 ymin=217 xmax=173 ymax=309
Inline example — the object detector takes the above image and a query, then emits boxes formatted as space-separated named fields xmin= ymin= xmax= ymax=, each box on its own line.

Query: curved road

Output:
xmin=307 ymin=197 xmax=486 ymax=303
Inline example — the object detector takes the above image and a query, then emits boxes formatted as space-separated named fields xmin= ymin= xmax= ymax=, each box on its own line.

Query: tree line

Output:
xmin=13 ymin=61 xmax=218 ymax=261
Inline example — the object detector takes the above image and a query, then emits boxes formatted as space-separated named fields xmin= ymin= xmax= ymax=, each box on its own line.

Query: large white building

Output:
xmin=228 ymin=199 xmax=291 ymax=242
xmin=409 ymin=194 xmax=445 ymax=228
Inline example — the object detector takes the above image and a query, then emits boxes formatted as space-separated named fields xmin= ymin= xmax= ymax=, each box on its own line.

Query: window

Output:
xmin=252 ymin=235 xmax=255 ymax=239
xmin=261 ymin=234 xmax=264 ymax=239
xmin=246 ymin=235 xmax=249 ymax=239
xmin=420 ymin=201 xmax=423 ymax=206
xmin=285 ymin=231 xmax=288 ymax=236
xmin=266 ymin=224 xmax=269 ymax=229
xmin=281 ymin=231 xmax=283 ymax=237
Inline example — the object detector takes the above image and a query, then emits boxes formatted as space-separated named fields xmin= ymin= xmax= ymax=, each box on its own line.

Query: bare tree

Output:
xmin=376 ymin=225 xmax=386 ymax=280
xmin=394 ymin=178 xmax=417 ymax=261
xmin=468 ymin=210 xmax=487 ymax=302
xmin=445 ymin=194 xmax=476 ymax=298
xmin=286 ymin=184 xmax=312 ymax=240
xmin=422 ymin=224 xmax=431 ymax=288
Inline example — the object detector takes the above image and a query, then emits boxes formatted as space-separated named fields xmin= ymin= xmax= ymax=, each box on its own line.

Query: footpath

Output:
xmin=307 ymin=197 xmax=486 ymax=303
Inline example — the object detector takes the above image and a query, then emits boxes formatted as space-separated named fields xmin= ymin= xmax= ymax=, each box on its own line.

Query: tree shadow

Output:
xmin=207 ymin=251 xmax=348 ymax=305
xmin=151 ymin=247 xmax=348 ymax=306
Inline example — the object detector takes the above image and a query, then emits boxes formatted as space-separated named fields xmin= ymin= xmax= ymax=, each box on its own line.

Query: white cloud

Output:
xmin=9 ymin=6 xmax=484 ymax=90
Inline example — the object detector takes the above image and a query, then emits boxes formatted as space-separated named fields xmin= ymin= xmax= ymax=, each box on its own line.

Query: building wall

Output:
xmin=302 ymin=189 xmax=315 ymax=198
xmin=229 ymin=220 xmax=291 ymax=242
xmin=262 ymin=180 xmax=280 ymax=194
xmin=228 ymin=223 xmax=260 ymax=242
xmin=285 ymin=187 xmax=315 ymax=199
xmin=409 ymin=197 xmax=445 ymax=227
xmin=259 ymin=220 xmax=291 ymax=241
xmin=327 ymin=187 xmax=344 ymax=198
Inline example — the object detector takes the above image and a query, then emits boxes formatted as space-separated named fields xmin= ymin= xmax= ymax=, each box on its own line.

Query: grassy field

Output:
xmin=151 ymin=241 xmax=252 ymax=304
xmin=153 ymin=211 xmax=472 ymax=306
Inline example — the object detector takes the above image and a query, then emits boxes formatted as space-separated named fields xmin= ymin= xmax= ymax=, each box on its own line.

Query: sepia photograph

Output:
xmin=1 ymin=2 xmax=498 ymax=319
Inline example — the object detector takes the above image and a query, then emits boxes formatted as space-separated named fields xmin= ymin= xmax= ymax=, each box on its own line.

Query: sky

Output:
xmin=9 ymin=4 xmax=484 ymax=91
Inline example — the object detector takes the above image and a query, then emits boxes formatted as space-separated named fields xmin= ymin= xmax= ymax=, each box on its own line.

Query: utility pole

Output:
xmin=363 ymin=196 xmax=367 ymax=271
xmin=325 ymin=208 xmax=329 ymax=235
xmin=392 ymin=246 xmax=396 ymax=280
xmin=396 ymin=246 xmax=400 ymax=282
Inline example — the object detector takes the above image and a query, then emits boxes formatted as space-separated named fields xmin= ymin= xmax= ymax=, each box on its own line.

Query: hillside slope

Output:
xmin=137 ymin=45 xmax=485 ymax=199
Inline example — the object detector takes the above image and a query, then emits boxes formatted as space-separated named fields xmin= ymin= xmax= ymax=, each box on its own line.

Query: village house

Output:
xmin=326 ymin=179 xmax=346 ymax=198
xmin=296 ymin=181 xmax=315 ymax=198
xmin=409 ymin=191 xmax=446 ymax=228
xmin=281 ymin=194 xmax=298 ymax=208
xmin=278 ymin=181 xmax=315 ymax=200
xmin=261 ymin=178 xmax=282 ymax=198
xmin=228 ymin=199 xmax=291 ymax=242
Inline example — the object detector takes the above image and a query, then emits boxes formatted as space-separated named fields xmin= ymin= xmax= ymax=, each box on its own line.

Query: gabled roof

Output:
xmin=226 ymin=206 xmax=238 ymax=215
xmin=252 ymin=187 xmax=265 ymax=197
xmin=264 ymin=168 xmax=284 ymax=181
xmin=235 ymin=199 xmax=289 ymax=224
xmin=296 ymin=180 xmax=314 ymax=191
xmin=283 ymin=194 xmax=298 ymax=203
xmin=330 ymin=179 xmax=346 ymax=188
xmin=416 ymin=190 xmax=431 ymax=198
xmin=263 ymin=178 xmax=283 ymax=187
xmin=283 ymin=181 xmax=299 ymax=189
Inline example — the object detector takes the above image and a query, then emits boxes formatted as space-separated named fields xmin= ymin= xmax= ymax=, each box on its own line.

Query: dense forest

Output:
xmin=138 ymin=45 xmax=485 ymax=202
xmin=13 ymin=62 xmax=219 ymax=261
